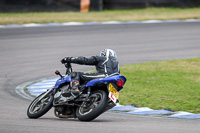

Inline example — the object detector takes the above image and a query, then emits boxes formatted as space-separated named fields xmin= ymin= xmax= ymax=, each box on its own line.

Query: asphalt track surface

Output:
xmin=0 ymin=22 xmax=200 ymax=133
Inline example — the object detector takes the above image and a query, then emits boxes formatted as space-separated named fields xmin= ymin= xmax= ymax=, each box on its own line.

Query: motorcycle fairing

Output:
xmin=84 ymin=75 xmax=126 ymax=88
xmin=54 ymin=75 xmax=71 ymax=89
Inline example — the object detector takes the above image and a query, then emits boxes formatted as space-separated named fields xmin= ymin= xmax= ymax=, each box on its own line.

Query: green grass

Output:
xmin=119 ymin=58 xmax=200 ymax=113
xmin=0 ymin=7 xmax=200 ymax=25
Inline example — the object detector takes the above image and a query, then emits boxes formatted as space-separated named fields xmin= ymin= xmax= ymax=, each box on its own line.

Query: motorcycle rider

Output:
xmin=61 ymin=49 xmax=120 ymax=96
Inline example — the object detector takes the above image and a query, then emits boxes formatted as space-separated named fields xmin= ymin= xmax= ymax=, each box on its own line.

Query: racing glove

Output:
xmin=61 ymin=57 xmax=72 ymax=64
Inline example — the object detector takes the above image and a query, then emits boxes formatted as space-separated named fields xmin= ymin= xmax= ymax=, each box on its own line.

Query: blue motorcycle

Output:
xmin=27 ymin=63 xmax=126 ymax=121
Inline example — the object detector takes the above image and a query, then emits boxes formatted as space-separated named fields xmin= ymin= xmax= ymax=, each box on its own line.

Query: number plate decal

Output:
xmin=109 ymin=92 xmax=117 ymax=103
xmin=108 ymin=83 xmax=119 ymax=103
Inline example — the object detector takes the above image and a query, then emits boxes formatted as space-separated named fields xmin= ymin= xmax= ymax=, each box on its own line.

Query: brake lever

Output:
xmin=55 ymin=70 xmax=63 ymax=78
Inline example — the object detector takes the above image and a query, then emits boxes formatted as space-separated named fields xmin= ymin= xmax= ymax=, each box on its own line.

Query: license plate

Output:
xmin=108 ymin=83 xmax=119 ymax=99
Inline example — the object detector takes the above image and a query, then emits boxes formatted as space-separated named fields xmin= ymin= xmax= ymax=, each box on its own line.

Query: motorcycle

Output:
xmin=27 ymin=63 xmax=126 ymax=121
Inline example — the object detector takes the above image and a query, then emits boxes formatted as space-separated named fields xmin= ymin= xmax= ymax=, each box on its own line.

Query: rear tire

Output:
xmin=27 ymin=91 xmax=53 ymax=119
xmin=76 ymin=90 xmax=108 ymax=121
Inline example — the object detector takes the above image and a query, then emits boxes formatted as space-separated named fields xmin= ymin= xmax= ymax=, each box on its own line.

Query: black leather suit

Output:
xmin=69 ymin=55 xmax=120 ymax=83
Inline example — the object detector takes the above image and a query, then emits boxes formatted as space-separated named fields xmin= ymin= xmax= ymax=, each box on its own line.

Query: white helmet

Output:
xmin=100 ymin=49 xmax=117 ymax=58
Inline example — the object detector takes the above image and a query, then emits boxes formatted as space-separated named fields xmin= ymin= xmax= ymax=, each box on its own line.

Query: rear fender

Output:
xmin=91 ymin=85 xmax=109 ymax=95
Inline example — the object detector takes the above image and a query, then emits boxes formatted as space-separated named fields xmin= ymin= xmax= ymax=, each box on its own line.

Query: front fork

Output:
xmin=38 ymin=87 xmax=54 ymax=101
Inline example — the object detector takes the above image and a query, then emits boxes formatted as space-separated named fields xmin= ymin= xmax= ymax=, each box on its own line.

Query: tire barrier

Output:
xmin=0 ymin=0 xmax=199 ymax=12
xmin=0 ymin=0 xmax=102 ymax=12
xmin=16 ymin=77 xmax=200 ymax=119
xmin=103 ymin=0 xmax=200 ymax=10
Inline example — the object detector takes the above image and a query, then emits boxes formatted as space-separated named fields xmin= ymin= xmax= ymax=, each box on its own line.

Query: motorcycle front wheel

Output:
xmin=27 ymin=91 xmax=53 ymax=119
xmin=76 ymin=90 xmax=108 ymax=121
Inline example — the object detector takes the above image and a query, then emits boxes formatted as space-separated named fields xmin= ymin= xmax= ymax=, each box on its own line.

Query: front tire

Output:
xmin=27 ymin=91 xmax=53 ymax=119
xmin=76 ymin=90 xmax=108 ymax=121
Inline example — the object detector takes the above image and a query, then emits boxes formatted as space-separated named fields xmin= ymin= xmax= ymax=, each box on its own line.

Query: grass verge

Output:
xmin=0 ymin=7 xmax=200 ymax=25
xmin=120 ymin=58 xmax=200 ymax=113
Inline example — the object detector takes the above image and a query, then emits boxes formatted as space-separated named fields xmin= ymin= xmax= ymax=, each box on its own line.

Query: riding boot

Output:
xmin=62 ymin=80 xmax=80 ymax=97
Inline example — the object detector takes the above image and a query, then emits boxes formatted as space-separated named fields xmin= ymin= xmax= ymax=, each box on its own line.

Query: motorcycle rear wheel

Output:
xmin=27 ymin=91 xmax=53 ymax=119
xmin=76 ymin=90 xmax=108 ymax=121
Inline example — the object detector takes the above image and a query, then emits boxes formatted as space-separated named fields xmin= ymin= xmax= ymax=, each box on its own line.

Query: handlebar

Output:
xmin=55 ymin=63 xmax=72 ymax=78
xmin=64 ymin=62 xmax=72 ymax=75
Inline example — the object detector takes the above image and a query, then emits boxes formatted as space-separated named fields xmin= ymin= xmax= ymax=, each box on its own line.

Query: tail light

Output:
xmin=116 ymin=78 xmax=125 ymax=87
